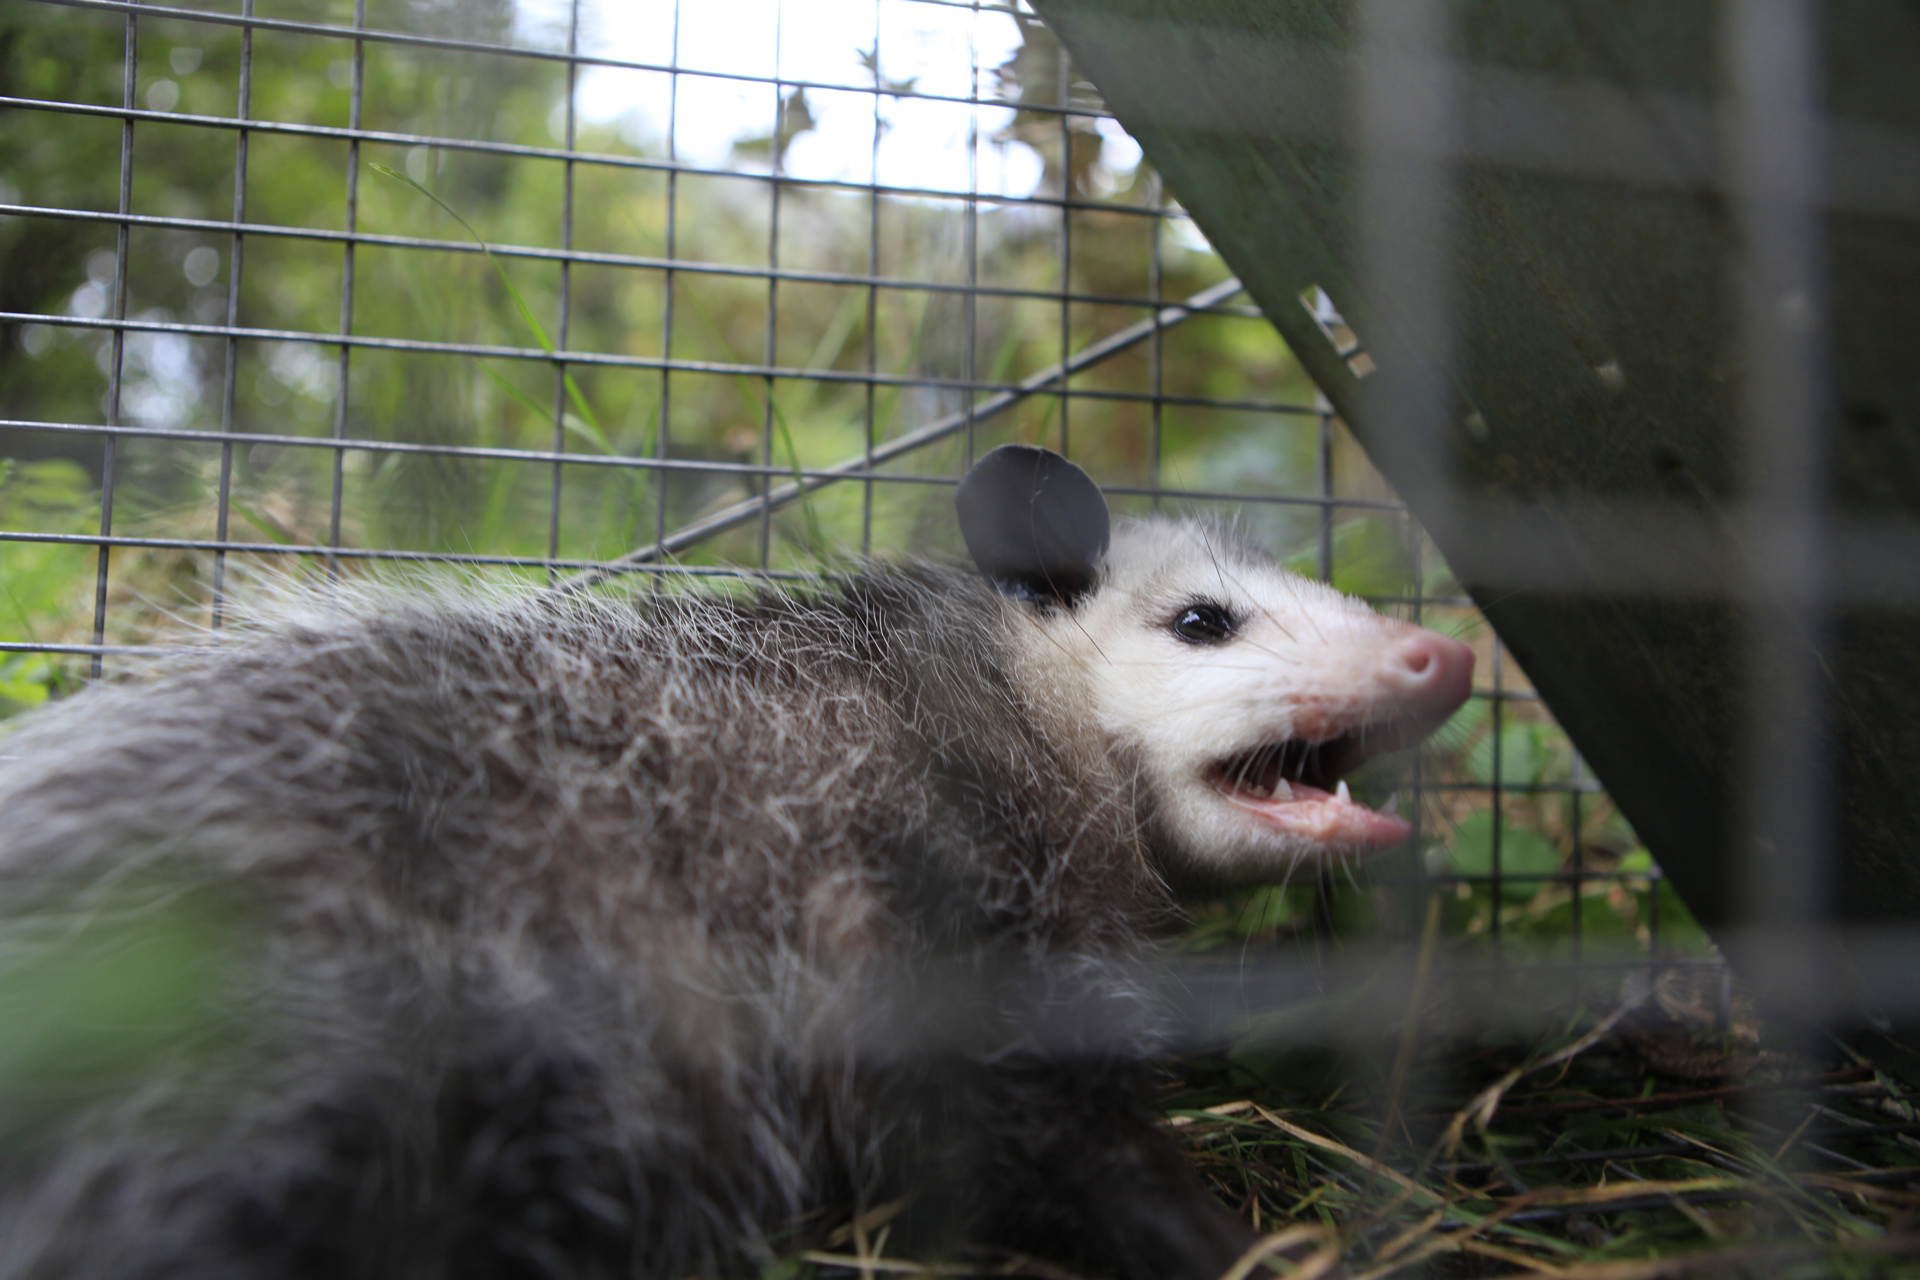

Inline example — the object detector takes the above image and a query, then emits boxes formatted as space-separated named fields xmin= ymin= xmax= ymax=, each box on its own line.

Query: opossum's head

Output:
xmin=958 ymin=445 xmax=1473 ymax=891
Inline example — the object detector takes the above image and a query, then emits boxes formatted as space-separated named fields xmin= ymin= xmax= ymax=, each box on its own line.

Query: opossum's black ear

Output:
xmin=956 ymin=445 xmax=1111 ymax=606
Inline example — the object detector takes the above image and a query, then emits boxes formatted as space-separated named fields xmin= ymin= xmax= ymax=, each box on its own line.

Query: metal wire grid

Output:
xmin=2 ymin=1 xmax=1288 ymax=574
xmin=0 ymin=0 xmax=1684 ymax=978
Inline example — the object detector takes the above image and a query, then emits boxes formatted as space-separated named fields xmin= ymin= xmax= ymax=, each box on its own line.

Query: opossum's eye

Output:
xmin=1171 ymin=603 xmax=1235 ymax=645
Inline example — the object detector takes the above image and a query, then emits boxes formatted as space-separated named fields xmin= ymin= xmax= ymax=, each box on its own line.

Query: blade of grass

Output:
xmin=1246 ymin=1105 xmax=1441 ymax=1204
xmin=227 ymin=497 xmax=292 ymax=546
xmin=671 ymin=278 xmax=836 ymax=565
xmin=1219 ymin=1225 xmax=1342 ymax=1280
xmin=370 ymin=163 xmax=607 ymax=440
xmin=802 ymin=289 xmax=866 ymax=381
xmin=769 ymin=395 xmax=833 ymax=567
xmin=475 ymin=453 xmax=522 ymax=549
xmin=1028 ymin=394 xmax=1058 ymax=446
xmin=481 ymin=366 xmax=613 ymax=455
xmin=869 ymin=292 xmax=934 ymax=444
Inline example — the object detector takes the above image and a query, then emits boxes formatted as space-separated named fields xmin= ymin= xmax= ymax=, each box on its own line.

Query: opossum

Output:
xmin=0 ymin=445 xmax=1472 ymax=1280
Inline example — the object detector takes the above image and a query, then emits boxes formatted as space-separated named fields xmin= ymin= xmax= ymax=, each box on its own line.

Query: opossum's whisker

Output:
xmin=1024 ymin=610 xmax=1093 ymax=666
xmin=1237 ymin=563 xmax=1318 ymax=647
xmin=1223 ymin=638 xmax=1312 ymax=668
xmin=1191 ymin=523 xmax=1301 ymax=645
xmin=1064 ymin=607 xmax=1111 ymax=664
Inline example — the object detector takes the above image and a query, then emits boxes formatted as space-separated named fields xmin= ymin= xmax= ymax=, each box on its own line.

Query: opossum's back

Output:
xmin=0 ymin=592 xmax=926 ymax=942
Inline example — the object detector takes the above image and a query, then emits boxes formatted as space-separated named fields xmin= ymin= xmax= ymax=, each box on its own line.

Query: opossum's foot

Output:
xmin=1047 ymin=1135 xmax=1258 ymax=1280
xmin=906 ymin=1057 xmax=1282 ymax=1280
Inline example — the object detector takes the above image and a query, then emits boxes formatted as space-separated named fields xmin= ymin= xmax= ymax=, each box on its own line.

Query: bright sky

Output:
xmin=512 ymin=0 xmax=1142 ymax=198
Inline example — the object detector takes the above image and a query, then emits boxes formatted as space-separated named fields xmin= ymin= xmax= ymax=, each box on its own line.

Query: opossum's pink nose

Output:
xmin=1382 ymin=629 xmax=1475 ymax=728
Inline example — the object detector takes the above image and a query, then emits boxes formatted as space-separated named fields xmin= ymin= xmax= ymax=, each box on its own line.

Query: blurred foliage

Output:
xmin=0 ymin=0 xmax=1321 ymax=623
xmin=0 ymin=874 xmax=246 ymax=1132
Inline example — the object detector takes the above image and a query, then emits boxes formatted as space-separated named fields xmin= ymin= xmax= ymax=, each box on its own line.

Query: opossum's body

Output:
xmin=0 ymin=448 xmax=1472 ymax=1280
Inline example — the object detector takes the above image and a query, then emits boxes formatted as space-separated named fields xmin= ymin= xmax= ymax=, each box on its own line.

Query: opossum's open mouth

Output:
xmin=1209 ymin=735 xmax=1412 ymax=850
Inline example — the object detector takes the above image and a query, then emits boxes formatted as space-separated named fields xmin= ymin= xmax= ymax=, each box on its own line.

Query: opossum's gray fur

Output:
xmin=0 ymin=545 xmax=1250 ymax=1273
xmin=0 ymin=444 xmax=1475 ymax=1279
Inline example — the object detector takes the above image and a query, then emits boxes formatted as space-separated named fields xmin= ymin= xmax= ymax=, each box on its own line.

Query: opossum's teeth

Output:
xmin=1216 ymin=744 xmax=1286 ymax=800
xmin=1279 ymin=739 xmax=1325 ymax=790
xmin=1218 ymin=740 xmax=1334 ymax=801
xmin=1226 ymin=744 xmax=1290 ymax=800
xmin=1211 ymin=740 xmax=1413 ymax=851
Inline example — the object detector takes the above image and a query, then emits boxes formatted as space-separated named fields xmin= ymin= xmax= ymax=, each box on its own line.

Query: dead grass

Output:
xmin=775 ymin=980 xmax=1920 ymax=1280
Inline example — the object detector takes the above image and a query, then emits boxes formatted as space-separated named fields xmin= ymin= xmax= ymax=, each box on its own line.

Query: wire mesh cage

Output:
xmin=0 ymin=0 xmax=1693 ymax=967
xmin=4 ymin=0 xmax=1912 ymax=1274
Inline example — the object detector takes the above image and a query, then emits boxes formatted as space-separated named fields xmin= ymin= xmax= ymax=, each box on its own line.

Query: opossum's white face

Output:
xmin=1026 ymin=519 xmax=1474 ymax=887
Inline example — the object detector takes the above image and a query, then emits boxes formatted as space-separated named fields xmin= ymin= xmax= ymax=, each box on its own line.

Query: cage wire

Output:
xmin=3 ymin=0 xmax=1906 ymax=1271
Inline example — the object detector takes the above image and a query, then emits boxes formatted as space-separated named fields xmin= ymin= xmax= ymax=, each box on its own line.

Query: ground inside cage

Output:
xmin=780 ymin=963 xmax=1920 ymax=1280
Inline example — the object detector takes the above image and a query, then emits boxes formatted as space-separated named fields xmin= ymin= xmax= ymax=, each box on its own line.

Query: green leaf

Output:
xmin=0 ymin=654 xmax=56 ymax=709
xmin=1510 ymin=892 xmax=1639 ymax=948
xmin=1643 ymin=877 xmax=1712 ymax=953
xmin=1467 ymin=720 xmax=1561 ymax=785
xmin=1283 ymin=517 xmax=1411 ymax=598
xmin=1449 ymin=810 xmax=1561 ymax=901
